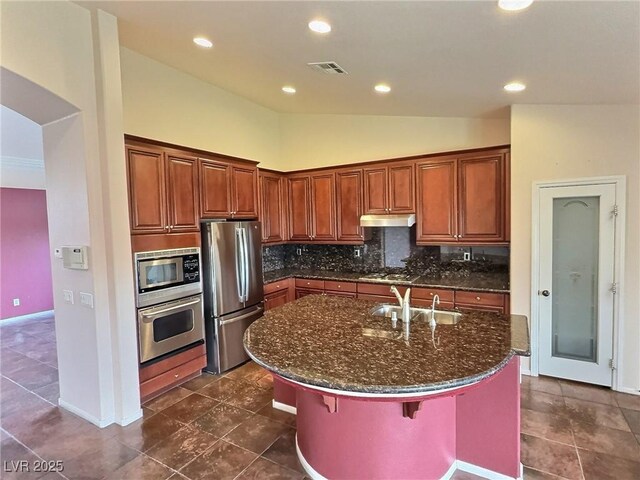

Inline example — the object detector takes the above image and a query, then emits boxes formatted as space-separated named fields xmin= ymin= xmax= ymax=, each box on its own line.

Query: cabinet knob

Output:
xmin=476 ymin=296 xmax=481 ymax=301
xmin=337 ymin=285 xmax=341 ymax=288
xmin=430 ymin=292 xmax=434 ymax=296
xmin=174 ymin=374 xmax=179 ymax=378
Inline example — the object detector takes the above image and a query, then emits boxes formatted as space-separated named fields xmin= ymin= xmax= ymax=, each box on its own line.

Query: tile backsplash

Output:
xmin=262 ymin=227 xmax=508 ymax=276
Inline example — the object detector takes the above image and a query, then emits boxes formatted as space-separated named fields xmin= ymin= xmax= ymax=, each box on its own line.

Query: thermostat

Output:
xmin=62 ymin=246 xmax=89 ymax=270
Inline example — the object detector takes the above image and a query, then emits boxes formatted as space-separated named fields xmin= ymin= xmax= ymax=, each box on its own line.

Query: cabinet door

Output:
xmin=265 ymin=289 xmax=289 ymax=311
xmin=458 ymin=153 xmax=505 ymax=242
xmin=127 ymin=146 xmax=167 ymax=234
xmin=166 ymin=154 xmax=199 ymax=232
xmin=287 ymin=176 xmax=312 ymax=241
xmin=232 ymin=165 xmax=258 ymax=218
xmin=199 ymin=159 xmax=231 ymax=218
xmin=416 ymin=159 xmax=457 ymax=243
xmin=310 ymin=172 xmax=336 ymax=241
xmin=259 ymin=172 xmax=286 ymax=243
xmin=388 ymin=163 xmax=415 ymax=213
xmin=363 ymin=167 xmax=388 ymax=214
xmin=336 ymin=169 xmax=364 ymax=242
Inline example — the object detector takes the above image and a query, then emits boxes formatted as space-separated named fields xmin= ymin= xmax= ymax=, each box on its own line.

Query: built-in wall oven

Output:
xmin=134 ymin=248 xmax=205 ymax=364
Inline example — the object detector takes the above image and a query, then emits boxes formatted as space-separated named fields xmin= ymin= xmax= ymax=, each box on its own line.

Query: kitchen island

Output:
xmin=244 ymin=295 xmax=529 ymax=480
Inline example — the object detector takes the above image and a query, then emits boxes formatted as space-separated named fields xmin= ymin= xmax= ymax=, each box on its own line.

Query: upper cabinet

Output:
xmin=363 ymin=161 xmax=415 ymax=214
xmin=287 ymin=175 xmax=312 ymax=241
xmin=310 ymin=172 xmax=336 ymax=241
xmin=416 ymin=148 xmax=509 ymax=245
xmin=336 ymin=169 xmax=364 ymax=242
xmin=199 ymin=156 xmax=258 ymax=219
xmin=126 ymin=144 xmax=199 ymax=234
xmin=259 ymin=171 xmax=288 ymax=244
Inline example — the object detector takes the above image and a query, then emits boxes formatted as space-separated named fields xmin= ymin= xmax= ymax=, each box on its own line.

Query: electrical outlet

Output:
xmin=296 ymin=248 xmax=302 ymax=256
xmin=12 ymin=298 xmax=20 ymax=307
xmin=463 ymin=252 xmax=471 ymax=261
xmin=354 ymin=249 xmax=361 ymax=258
xmin=63 ymin=290 xmax=74 ymax=304
xmin=79 ymin=292 xmax=94 ymax=308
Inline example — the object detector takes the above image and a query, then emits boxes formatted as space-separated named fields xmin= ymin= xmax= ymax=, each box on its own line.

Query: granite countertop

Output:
xmin=244 ymin=295 xmax=529 ymax=395
xmin=263 ymin=268 xmax=509 ymax=293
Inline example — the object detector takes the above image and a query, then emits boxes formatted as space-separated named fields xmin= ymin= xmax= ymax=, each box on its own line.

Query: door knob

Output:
xmin=541 ymin=290 xmax=550 ymax=297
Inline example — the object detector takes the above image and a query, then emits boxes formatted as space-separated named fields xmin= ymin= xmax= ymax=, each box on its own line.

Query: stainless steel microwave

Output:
xmin=134 ymin=247 xmax=202 ymax=308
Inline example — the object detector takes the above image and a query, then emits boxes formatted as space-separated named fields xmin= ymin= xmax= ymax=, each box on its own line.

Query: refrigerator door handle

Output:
xmin=242 ymin=227 xmax=250 ymax=302
xmin=219 ymin=305 xmax=264 ymax=326
xmin=235 ymin=227 xmax=244 ymax=302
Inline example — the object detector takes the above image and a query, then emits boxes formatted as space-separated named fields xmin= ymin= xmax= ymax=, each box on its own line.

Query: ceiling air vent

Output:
xmin=307 ymin=61 xmax=348 ymax=75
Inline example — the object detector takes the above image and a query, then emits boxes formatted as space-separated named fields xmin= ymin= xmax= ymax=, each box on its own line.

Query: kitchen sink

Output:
xmin=417 ymin=310 xmax=463 ymax=325
xmin=370 ymin=304 xmax=419 ymax=321
xmin=371 ymin=304 xmax=462 ymax=325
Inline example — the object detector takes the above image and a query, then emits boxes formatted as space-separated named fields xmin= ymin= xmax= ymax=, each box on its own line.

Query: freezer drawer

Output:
xmin=205 ymin=303 xmax=264 ymax=374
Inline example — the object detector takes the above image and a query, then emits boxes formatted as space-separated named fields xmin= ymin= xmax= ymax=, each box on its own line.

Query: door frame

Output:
xmin=530 ymin=176 xmax=626 ymax=391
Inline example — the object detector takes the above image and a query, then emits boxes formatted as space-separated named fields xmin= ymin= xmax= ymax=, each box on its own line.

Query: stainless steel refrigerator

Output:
xmin=201 ymin=220 xmax=264 ymax=374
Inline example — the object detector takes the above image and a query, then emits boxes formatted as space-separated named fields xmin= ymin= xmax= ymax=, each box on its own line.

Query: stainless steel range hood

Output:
xmin=360 ymin=214 xmax=416 ymax=227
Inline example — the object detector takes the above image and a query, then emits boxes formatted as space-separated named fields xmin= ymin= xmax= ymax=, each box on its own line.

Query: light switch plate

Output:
xmin=79 ymin=292 xmax=94 ymax=308
xmin=63 ymin=290 xmax=74 ymax=304
xmin=463 ymin=252 xmax=471 ymax=261
xmin=13 ymin=298 xmax=20 ymax=307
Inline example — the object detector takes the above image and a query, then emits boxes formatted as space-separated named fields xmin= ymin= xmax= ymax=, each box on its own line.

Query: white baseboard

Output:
xmin=296 ymin=433 xmax=523 ymax=480
xmin=457 ymin=460 xmax=523 ymax=480
xmin=616 ymin=386 xmax=640 ymax=396
xmin=272 ymin=399 xmax=297 ymax=415
xmin=520 ymin=367 xmax=532 ymax=376
xmin=58 ymin=399 xmax=114 ymax=428
xmin=1 ymin=310 xmax=54 ymax=324
xmin=117 ymin=408 xmax=143 ymax=426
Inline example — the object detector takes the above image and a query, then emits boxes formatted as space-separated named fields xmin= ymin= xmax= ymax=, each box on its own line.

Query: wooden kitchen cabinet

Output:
xmin=126 ymin=144 xmax=198 ymax=234
xmin=457 ymin=152 xmax=505 ymax=242
xmin=310 ymin=172 xmax=337 ymax=241
xmin=259 ymin=171 xmax=288 ymax=244
xmin=336 ymin=169 xmax=364 ymax=242
xmin=363 ymin=161 xmax=415 ymax=214
xmin=287 ymin=175 xmax=312 ymax=241
xmin=264 ymin=278 xmax=294 ymax=311
xmin=416 ymin=148 xmax=508 ymax=245
xmin=454 ymin=290 xmax=507 ymax=314
xmin=200 ymin=157 xmax=258 ymax=219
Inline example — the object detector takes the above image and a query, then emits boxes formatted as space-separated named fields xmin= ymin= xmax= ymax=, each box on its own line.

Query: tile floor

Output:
xmin=1 ymin=315 xmax=639 ymax=479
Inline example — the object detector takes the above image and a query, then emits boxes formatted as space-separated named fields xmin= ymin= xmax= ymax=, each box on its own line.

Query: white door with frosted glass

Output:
xmin=538 ymin=184 xmax=616 ymax=386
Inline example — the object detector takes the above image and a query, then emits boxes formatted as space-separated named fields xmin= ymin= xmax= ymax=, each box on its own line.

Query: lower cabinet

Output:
xmin=264 ymin=279 xmax=294 ymax=311
xmin=139 ymin=343 xmax=206 ymax=403
xmin=265 ymin=278 xmax=510 ymax=314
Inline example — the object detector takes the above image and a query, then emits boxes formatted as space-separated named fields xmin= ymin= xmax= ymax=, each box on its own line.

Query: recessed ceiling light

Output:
xmin=308 ymin=20 xmax=331 ymax=34
xmin=498 ymin=0 xmax=534 ymax=11
xmin=193 ymin=37 xmax=213 ymax=48
xmin=504 ymin=82 xmax=526 ymax=92
xmin=282 ymin=86 xmax=296 ymax=94
xmin=374 ymin=84 xmax=391 ymax=94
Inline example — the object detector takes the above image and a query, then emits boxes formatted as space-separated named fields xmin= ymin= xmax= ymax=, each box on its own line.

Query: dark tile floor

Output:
xmin=1 ymin=315 xmax=639 ymax=479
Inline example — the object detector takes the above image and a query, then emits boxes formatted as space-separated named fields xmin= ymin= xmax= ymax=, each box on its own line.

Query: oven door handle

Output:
xmin=140 ymin=298 xmax=201 ymax=319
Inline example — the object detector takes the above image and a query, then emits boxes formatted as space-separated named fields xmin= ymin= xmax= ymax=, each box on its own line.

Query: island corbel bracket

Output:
xmin=402 ymin=401 xmax=423 ymax=419
xmin=322 ymin=395 xmax=338 ymax=413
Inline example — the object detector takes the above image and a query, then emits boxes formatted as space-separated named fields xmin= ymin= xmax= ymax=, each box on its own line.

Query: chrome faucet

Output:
xmin=390 ymin=286 xmax=412 ymax=322
xmin=429 ymin=294 xmax=440 ymax=330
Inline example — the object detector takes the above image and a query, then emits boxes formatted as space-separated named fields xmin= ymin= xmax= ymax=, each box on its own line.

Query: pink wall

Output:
xmin=0 ymin=188 xmax=53 ymax=319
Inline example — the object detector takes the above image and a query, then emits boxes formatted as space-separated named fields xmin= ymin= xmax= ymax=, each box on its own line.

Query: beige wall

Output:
xmin=511 ymin=105 xmax=640 ymax=393
xmin=120 ymin=49 xmax=510 ymax=170
xmin=279 ymin=114 xmax=510 ymax=170
xmin=120 ymin=48 xmax=282 ymax=168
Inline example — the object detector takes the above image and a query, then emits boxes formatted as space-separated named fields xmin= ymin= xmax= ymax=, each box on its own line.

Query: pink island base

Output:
xmin=272 ymin=357 xmax=522 ymax=480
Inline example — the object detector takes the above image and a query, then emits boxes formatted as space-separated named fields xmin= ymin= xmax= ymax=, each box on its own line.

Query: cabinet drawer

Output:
xmin=295 ymin=278 xmax=325 ymax=290
xmin=412 ymin=287 xmax=455 ymax=303
xmin=324 ymin=280 xmax=357 ymax=293
xmin=357 ymin=283 xmax=408 ymax=297
xmin=325 ymin=291 xmax=357 ymax=299
xmin=264 ymin=279 xmax=291 ymax=295
xmin=139 ymin=343 xmax=206 ymax=383
xmin=455 ymin=291 xmax=505 ymax=307
xmin=140 ymin=355 xmax=206 ymax=402
xmin=295 ymin=288 xmax=323 ymax=299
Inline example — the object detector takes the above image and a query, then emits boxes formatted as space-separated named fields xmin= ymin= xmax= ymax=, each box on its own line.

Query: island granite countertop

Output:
xmin=244 ymin=295 xmax=529 ymax=395
xmin=263 ymin=268 xmax=509 ymax=293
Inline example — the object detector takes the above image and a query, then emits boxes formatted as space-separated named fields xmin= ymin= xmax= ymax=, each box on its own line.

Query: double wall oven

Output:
xmin=135 ymin=247 xmax=205 ymax=364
